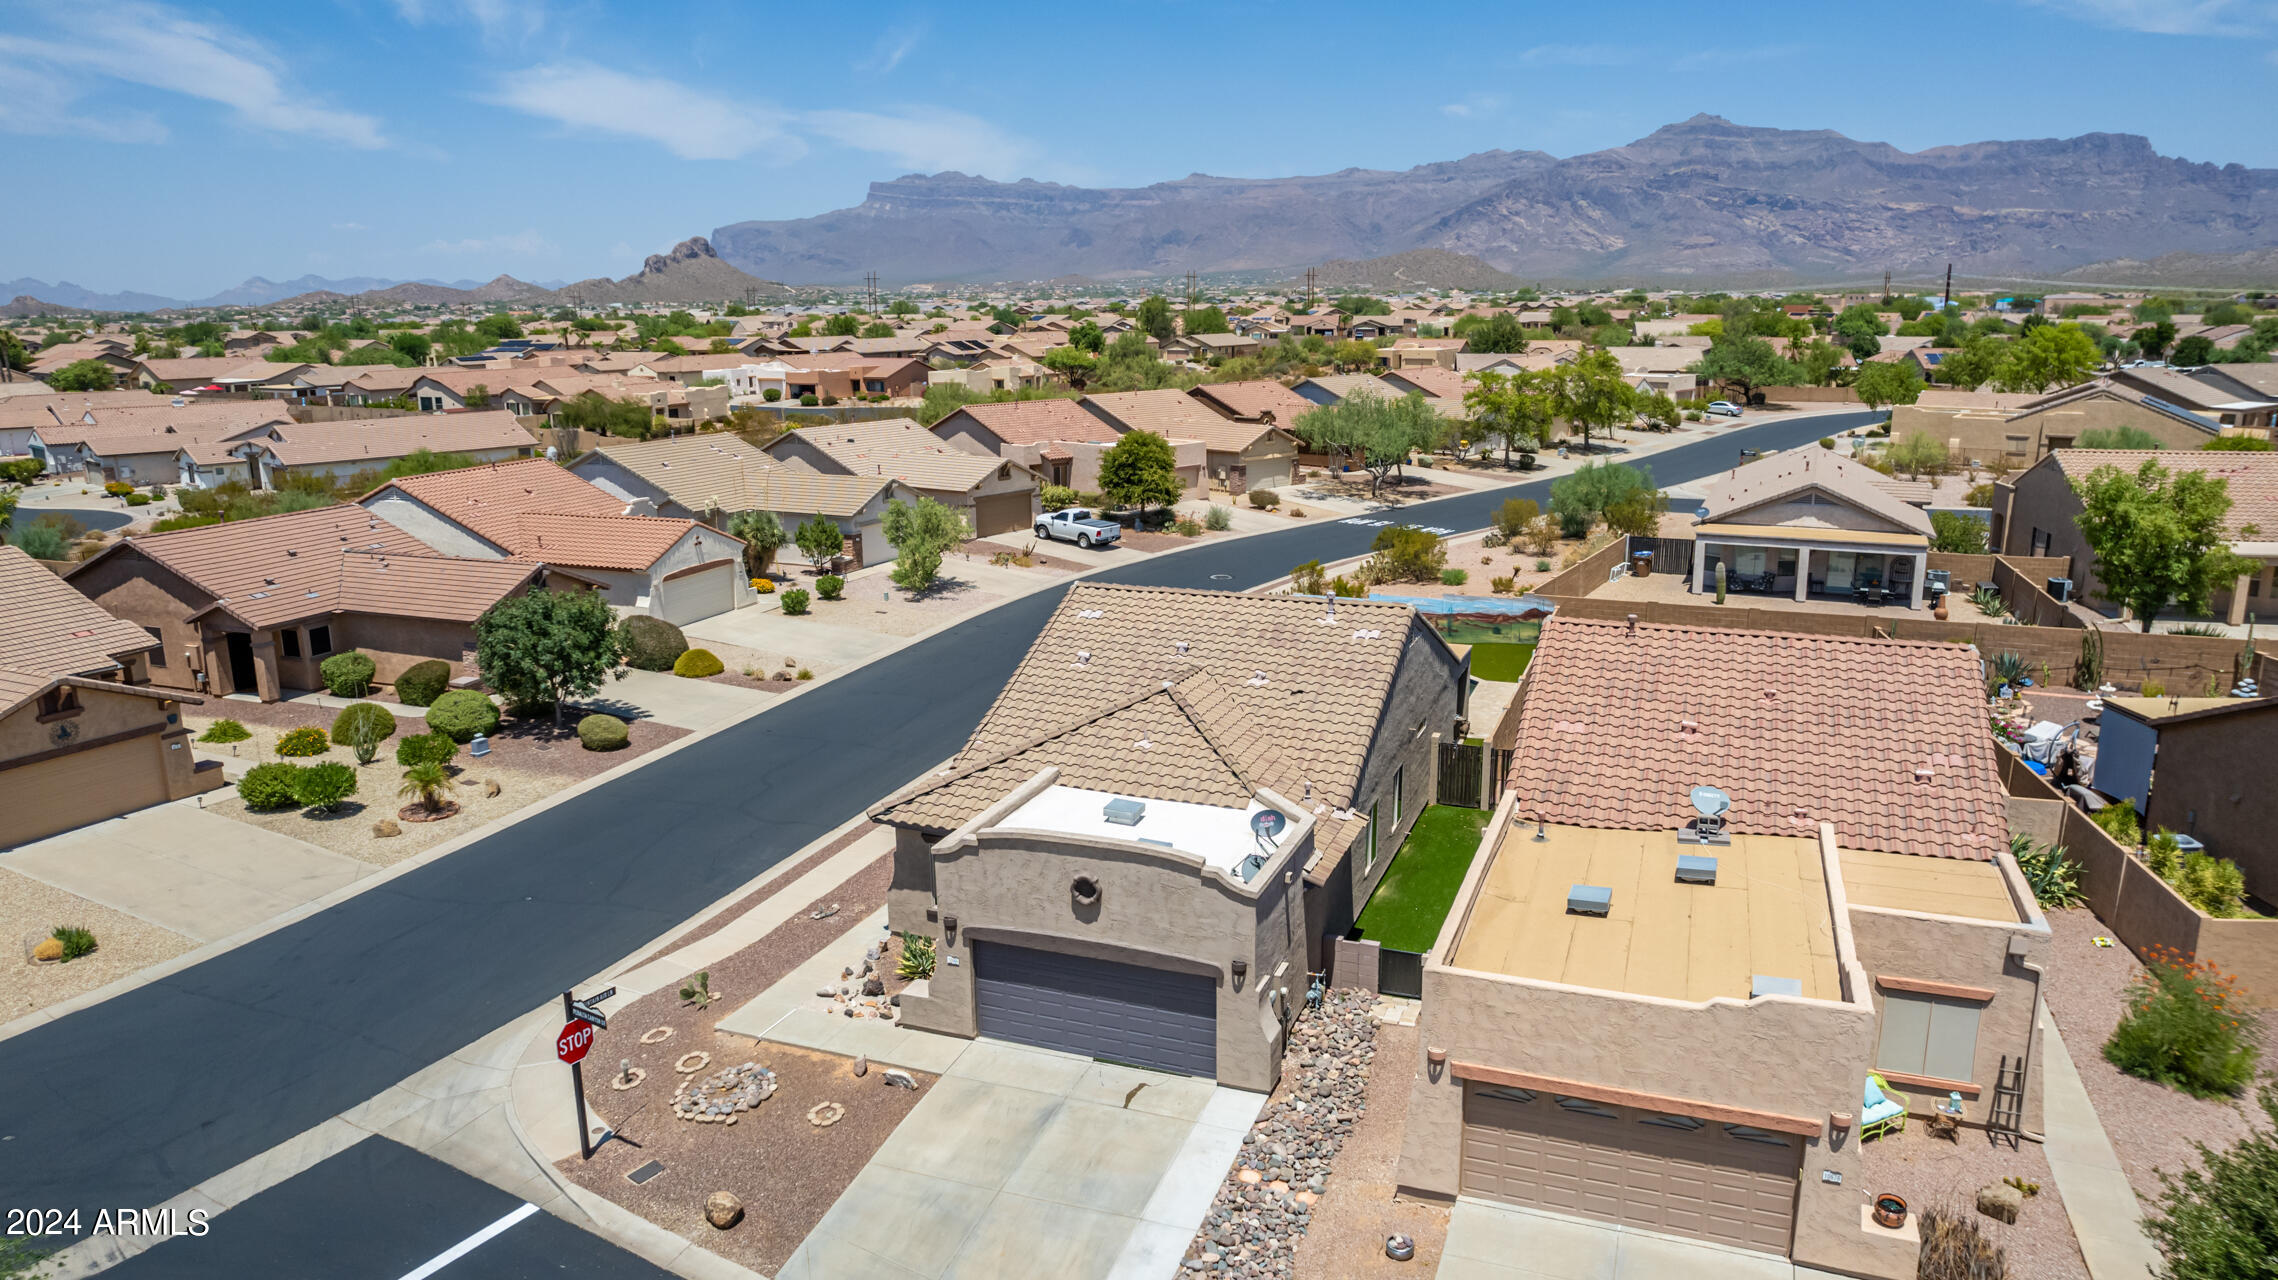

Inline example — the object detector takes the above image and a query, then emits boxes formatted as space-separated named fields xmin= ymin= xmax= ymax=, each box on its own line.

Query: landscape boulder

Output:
xmin=704 ymin=1191 xmax=743 ymax=1230
xmin=1976 ymin=1182 xmax=2022 ymax=1224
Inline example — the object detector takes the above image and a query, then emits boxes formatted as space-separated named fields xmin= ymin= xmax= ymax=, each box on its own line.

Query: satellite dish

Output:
xmin=1250 ymin=810 xmax=1288 ymax=844
xmin=1690 ymin=786 xmax=1731 ymax=819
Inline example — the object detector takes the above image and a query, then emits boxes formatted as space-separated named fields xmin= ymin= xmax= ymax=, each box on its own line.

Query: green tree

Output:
xmin=2171 ymin=335 xmax=2217 ymax=366
xmin=2074 ymin=458 xmax=2255 ymax=631
xmin=1690 ymin=335 xmax=1793 ymax=408
xmin=1994 ymin=323 xmax=2101 ymax=393
xmin=1039 ymin=345 xmax=1097 ymax=388
xmin=1090 ymin=330 xmax=1198 ymax=392
xmin=793 ymin=513 xmax=844 ymax=571
xmin=48 ymin=359 xmax=117 ymax=392
xmin=859 ymin=321 xmax=896 ymax=339
xmin=1333 ymin=295 xmax=1391 ymax=317
xmin=1887 ymin=431 xmax=1950 ymax=480
xmin=1291 ymin=391 xmax=1442 ymax=497
xmin=728 ymin=509 xmax=785 ymax=575
xmin=0 ymin=331 xmax=31 ymax=373
xmin=1462 ymin=313 xmax=1532 ymax=354
xmin=1068 ymin=319 xmax=1105 ymax=353
xmin=1929 ymin=511 xmax=1989 ymax=553
xmin=822 ymin=314 xmax=862 ymax=337
xmin=1930 ymin=337 xmax=2004 ymax=390
xmin=2133 ymin=321 xmax=2177 ymax=362
xmin=1852 ymin=359 xmax=1925 ymax=411
xmin=2077 ymin=426 xmax=2166 ymax=450
xmin=888 ymin=299 xmax=920 ymax=317
xmin=1331 ymin=339 xmax=1380 ymax=371
xmin=475 ymin=312 xmax=524 ymax=342
xmin=473 ymin=589 xmax=623 ymax=729
xmin=881 ymin=495 xmax=969 ymax=591
xmin=2148 ymin=1084 xmax=2278 ymax=1279
xmin=1553 ymin=348 xmax=1639 ymax=450
xmin=1549 ymin=460 xmax=1656 ymax=534
xmin=1832 ymin=304 xmax=1887 ymax=359
xmin=385 ymin=448 xmax=475 ymax=478
xmin=1462 ymin=367 xmax=1556 ymax=467
xmin=557 ymin=391 xmax=655 ymax=439
xmin=1095 ymin=428 xmax=1183 ymax=517
xmin=1136 ymin=295 xmax=1175 ymax=343
xmin=1181 ymin=306 xmax=1231 ymax=336
xmin=2204 ymin=436 xmax=2275 ymax=452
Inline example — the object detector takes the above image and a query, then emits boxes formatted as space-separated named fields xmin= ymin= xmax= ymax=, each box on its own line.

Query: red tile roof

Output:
xmin=940 ymin=398 xmax=1120 ymax=446
xmin=1189 ymin=380 xmax=1316 ymax=426
xmin=372 ymin=457 xmax=730 ymax=572
xmin=1505 ymin=617 xmax=2006 ymax=860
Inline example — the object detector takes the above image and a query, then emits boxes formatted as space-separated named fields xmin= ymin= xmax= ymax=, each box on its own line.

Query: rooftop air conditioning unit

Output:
xmin=1103 ymin=797 xmax=1146 ymax=826
xmin=2047 ymin=577 xmax=2073 ymax=603
xmin=1567 ymin=885 xmax=1612 ymax=917
xmin=1675 ymin=854 xmax=1718 ymax=885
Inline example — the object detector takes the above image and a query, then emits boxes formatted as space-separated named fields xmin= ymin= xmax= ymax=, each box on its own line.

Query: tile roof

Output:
xmin=1189 ymin=380 xmax=1316 ymax=426
xmin=2047 ymin=449 xmax=2278 ymax=542
xmin=582 ymin=433 xmax=893 ymax=518
xmin=1293 ymin=374 xmax=1394 ymax=403
xmin=2117 ymin=367 xmax=2272 ymax=409
xmin=0 ymin=389 xmax=182 ymax=430
xmin=30 ymin=400 xmax=292 ymax=449
xmin=1505 ymin=617 xmax=2007 ymax=860
xmin=0 ymin=670 xmax=199 ymax=722
xmin=1698 ymin=450 xmax=1933 ymax=536
xmin=0 ymin=544 xmax=155 ymax=677
xmin=940 ymin=398 xmax=1121 ymax=446
xmin=1379 ymin=366 xmax=1466 ymax=400
xmin=1081 ymin=389 xmax=1277 ymax=453
xmin=240 ymin=411 xmax=536 ymax=467
xmin=375 ymin=457 xmax=722 ymax=571
xmin=783 ymin=417 xmax=1020 ymax=492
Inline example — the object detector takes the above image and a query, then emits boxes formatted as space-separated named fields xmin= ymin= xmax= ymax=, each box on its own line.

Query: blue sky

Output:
xmin=4 ymin=0 xmax=2275 ymax=299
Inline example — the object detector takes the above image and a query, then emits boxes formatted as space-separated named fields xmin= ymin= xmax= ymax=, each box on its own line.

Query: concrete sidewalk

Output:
xmin=2038 ymin=1012 xmax=2164 ymax=1280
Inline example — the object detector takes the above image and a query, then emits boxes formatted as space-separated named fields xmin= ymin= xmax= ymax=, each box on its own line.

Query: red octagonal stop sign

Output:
xmin=556 ymin=1018 xmax=595 ymax=1065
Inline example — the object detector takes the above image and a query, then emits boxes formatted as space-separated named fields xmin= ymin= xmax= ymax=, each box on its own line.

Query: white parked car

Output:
xmin=1705 ymin=400 xmax=1744 ymax=418
xmin=1034 ymin=507 xmax=1122 ymax=548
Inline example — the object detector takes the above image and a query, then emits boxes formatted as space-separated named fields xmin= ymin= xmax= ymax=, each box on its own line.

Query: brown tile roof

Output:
xmin=2046 ymin=449 xmax=2278 ymax=542
xmin=239 ymin=411 xmax=535 ymax=468
xmin=374 ymin=457 xmax=722 ymax=570
xmin=1082 ymin=389 xmax=1277 ymax=453
xmin=1293 ymin=374 xmax=1394 ymax=403
xmin=1698 ymin=450 xmax=1933 ymax=536
xmin=0 ymin=544 xmax=155 ymax=677
xmin=31 ymin=400 xmax=292 ymax=449
xmin=1189 ymin=380 xmax=1315 ymax=426
xmin=1379 ymin=366 xmax=1466 ymax=400
xmin=941 ymin=398 xmax=1120 ymax=446
xmin=782 ymin=417 xmax=1022 ymax=492
xmin=0 ymin=389 xmax=186 ymax=430
xmin=0 ymin=670 xmax=199 ymax=722
xmin=581 ymin=433 xmax=894 ymax=518
xmin=1505 ymin=617 xmax=2007 ymax=860
xmin=136 ymin=357 xmax=278 ymax=385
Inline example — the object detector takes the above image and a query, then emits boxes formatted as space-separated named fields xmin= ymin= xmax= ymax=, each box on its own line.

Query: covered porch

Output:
xmin=1690 ymin=525 xmax=1930 ymax=610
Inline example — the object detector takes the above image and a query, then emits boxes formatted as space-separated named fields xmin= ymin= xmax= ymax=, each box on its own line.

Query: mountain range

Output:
xmin=709 ymin=115 xmax=2278 ymax=286
xmin=0 ymin=274 xmax=578 ymax=312
xmin=261 ymin=238 xmax=792 ymax=310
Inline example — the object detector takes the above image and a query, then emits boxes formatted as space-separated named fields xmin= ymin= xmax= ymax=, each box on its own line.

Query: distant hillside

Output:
xmin=0 ymin=279 xmax=174 ymax=312
xmin=264 ymin=238 xmax=795 ymax=310
xmin=1 ymin=295 xmax=92 ymax=318
xmin=1306 ymin=250 xmax=1522 ymax=292
xmin=2059 ymin=249 xmax=2278 ymax=287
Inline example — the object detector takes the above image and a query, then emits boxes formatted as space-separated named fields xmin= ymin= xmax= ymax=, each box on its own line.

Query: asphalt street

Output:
xmin=0 ymin=411 xmax=1879 ymax=1247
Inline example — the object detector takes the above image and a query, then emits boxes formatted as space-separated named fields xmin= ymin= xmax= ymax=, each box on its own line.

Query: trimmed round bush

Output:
xmin=319 ymin=650 xmax=376 ymax=697
xmin=780 ymin=588 xmax=811 ymax=616
xmin=394 ymin=659 xmax=452 ymax=707
xmin=395 ymin=731 xmax=460 ymax=768
xmin=331 ymin=701 xmax=397 ymax=746
xmin=275 ymin=726 xmax=331 ymax=757
xmin=816 ymin=574 xmax=845 ymax=601
xmin=577 ymin=713 xmax=631 ymax=752
xmin=799 ymin=393 xmax=819 ymax=406
xmin=239 ymin=762 xmax=303 ymax=810
xmin=198 ymin=719 xmax=250 ymax=744
xmin=1249 ymin=488 xmax=1280 ymax=509
xmin=617 ymin=614 xmax=689 ymax=672
xmin=289 ymin=762 xmax=358 ymax=811
xmin=673 ymin=648 xmax=725 ymax=678
xmin=425 ymin=690 xmax=500 ymax=743
xmin=126 ymin=492 xmax=151 ymax=506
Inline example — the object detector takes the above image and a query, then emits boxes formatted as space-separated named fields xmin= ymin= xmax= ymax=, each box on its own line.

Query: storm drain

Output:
xmin=626 ymin=1160 xmax=666 ymax=1186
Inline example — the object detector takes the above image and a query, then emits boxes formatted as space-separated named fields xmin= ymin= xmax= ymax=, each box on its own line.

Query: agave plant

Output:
xmin=1989 ymin=650 xmax=2028 ymax=694
xmin=1971 ymin=586 xmax=2007 ymax=619
xmin=2009 ymin=834 xmax=2086 ymax=909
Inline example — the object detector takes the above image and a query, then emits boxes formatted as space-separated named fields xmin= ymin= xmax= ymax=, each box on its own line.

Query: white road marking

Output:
xmin=396 ymin=1202 xmax=540 ymax=1280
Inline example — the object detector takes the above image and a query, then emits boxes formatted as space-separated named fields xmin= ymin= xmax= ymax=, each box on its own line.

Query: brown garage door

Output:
xmin=1460 ymin=1084 xmax=1800 ymax=1255
xmin=0 ymin=734 xmax=171 ymax=848
xmin=972 ymin=491 xmax=1032 ymax=538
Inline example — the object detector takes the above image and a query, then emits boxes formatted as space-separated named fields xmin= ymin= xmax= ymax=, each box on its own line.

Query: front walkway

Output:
xmin=2038 ymin=1012 xmax=2164 ymax=1280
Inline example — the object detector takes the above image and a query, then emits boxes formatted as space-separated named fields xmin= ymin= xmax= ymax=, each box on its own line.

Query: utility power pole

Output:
xmin=865 ymin=272 xmax=880 ymax=315
xmin=1882 ymin=270 xmax=1892 ymax=303
xmin=1185 ymin=269 xmax=1199 ymax=310
xmin=1304 ymin=266 xmax=1318 ymax=306
xmin=1943 ymin=263 xmax=1954 ymax=312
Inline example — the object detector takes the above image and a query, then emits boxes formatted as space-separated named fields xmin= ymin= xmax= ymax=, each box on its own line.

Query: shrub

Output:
xmin=1521 ymin=515 xmax=1560 ymax=556
xmin=2146 ymin=1083 xmax=2278 ymax=1276
xmin=1205 ymin=504 xmax=1232 ymax=531
xmin=399 ymin=761 xmax=451 ymax=813
xmin=0 ymin=456 xmax=42 ymax=483
xmin=1249 ymin=487 xmax=1280 ymax=509
xmin=796 ymin=667 xmax=813 ymax=680
xmin=1490 ymin=575 xmax=1515 ymax=593
xmin=897 ymin=933 xmax=937 ymax=980
xmin=673 ymin=648 xmax=725 ymax=678
xmin=1535 ymin=558 xmax=1553 ymax=572
xmin=395 ymin=731 xmax=459 ymax=768
xmin=780 ymin=587 xmax=811 ymax=615
xmin=762 ymin=387 xmax=781 ymax=402
xmin=1173 ymin=515 xmax=1204 ymax=536
xmin=290 ymin=762 xmax=358 ymax=812
xmin=816 ymin=574 xmax=845 ymax=601
xmin=1493 ymin=498 xmax=1539 ymax=540
xmin=52 ymin=925 xmax=98 ymax=962
xmin=1364 ymin=525 xmax=1445 ymax=583
xmin=2092 ymin=801 xmax=2142 ymax=846
xmin=2009 ymin=834 xmax=2085 ymax=908
xmin=1820 ymin=437 xmax=1836 ymax=450
xmin=617 ymin=614 xmax=688 ymax=671
xmin=1441 ymin=568 xmax=1469 ymax=586
xmin=1330 ymin=575 xmax=1368 ymax=597
xmin=126 ymin=492 xmax=150 ymax=506
xmin=319 ymin=650 xmax=376 ymax=697
xmin=1041 ymin=484 xmax=1079 ymax=511
xmin=1918 ymin=1202 xmax=2005 ymax=1280
xmin=1556 ymin=508 xmax=1593 ymax=539
xmin=821 ymin=393 xmax=839 ymax=406
xmin=799 ymin=393 xmax=818 ymax=406
xmin=2103 ymin=948 xmax=2258 ymax=1097
xmin=198 ymin=719 xmax=250 ymax=744
xmin=275 ymin=726 xmax=331 ymax=757
xmin=239 ymin=762 xmax=304 ymax=809
xmin=577 ymin=713 xmax=631 ymax=751
xmin=331 ymin=701 xmax=397 ymax=746
xmin=425 ymin=689 xmax=500 ymax=743
xmin=394 ymin=659 xmax=452 ymax=707
xmin=1290 ymin=560 xmax=1327 ymax=595
xmin=104 ymin=481 xmax=132 ymax=497
xmin=752 ymin=577 xmax=775 ymax=594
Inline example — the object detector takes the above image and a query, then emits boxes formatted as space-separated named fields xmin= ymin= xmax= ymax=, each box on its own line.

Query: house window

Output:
xmin=308 ymin=625 xmax=333 ymax=656
xmin=279 ymin=629 xmax=301 ymax=658
xmin=145 ymin=627 xmax=166 ymax=666
xmin=2003 ymin=435 xmax=2030 ymax=457
xmin=1722 ymin=1124 xmax=1794 ymax=1148
xmin=1476 ymin=1086 xmax=1537 ymax=1104
xmin=2030 ymin=528 xmax=2051 ymax=557
xmin=1877 ymin=991 xmax=1982 ymax=1083
xmin=37 ymin=686 xmax=82 ymax=720
xmin=1392 ymin=766 xmax=1404 ymax=830
xmin=1366 ymin=801 xmax=1379 ymax=872
xmin=1640 ymin=1114 xmax=1705 ymax=1132
xmin=1554 ymin=1096 xmax=1620 ymax=1119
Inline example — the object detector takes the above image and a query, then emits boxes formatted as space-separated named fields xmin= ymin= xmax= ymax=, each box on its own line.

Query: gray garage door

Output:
xmin=973 ymin=942 xmax=1217 ymax=1077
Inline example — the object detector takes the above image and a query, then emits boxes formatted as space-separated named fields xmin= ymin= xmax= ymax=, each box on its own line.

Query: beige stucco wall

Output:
xmin=68 ymin=549 xmax=212 ymax=696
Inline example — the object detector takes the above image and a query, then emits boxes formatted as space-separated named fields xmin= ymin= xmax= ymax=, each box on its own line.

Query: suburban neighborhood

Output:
xmin=8 ymin=9 xmax=2278 ymax=1280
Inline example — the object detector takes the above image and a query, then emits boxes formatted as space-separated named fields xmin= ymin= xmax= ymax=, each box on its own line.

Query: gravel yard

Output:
xmin=1286 ymin=1017 xmax=1450 ymax=1279
xmin=2041 ymin=908 xmax=2267 ymax=1202
xmin=780 ymin=568 xmax=1009 ymax=638
xmin=1 ymin=869 xmax=194 ymax=1022
xmin=1858 ymin=1129 xmax=2086 ymax=1280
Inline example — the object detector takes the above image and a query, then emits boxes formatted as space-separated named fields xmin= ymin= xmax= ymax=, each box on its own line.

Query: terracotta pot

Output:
xmin=1872 ymin=1193 xmax=1908 ymax=1229
xmin=1933 ymin=596 xmax=1949 ymax=621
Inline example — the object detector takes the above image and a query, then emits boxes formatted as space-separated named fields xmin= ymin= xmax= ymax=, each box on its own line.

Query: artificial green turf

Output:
xmin=1467 ymin=642 xmax=1535 ymax=683
xmin=1353 ymin=805 xmax=1493 ymax=952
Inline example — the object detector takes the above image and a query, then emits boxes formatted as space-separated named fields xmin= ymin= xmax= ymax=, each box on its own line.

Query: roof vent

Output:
xmin=1103 ymin=797 xmax=1146 ymax=826
xmin=1751 ymin=975 xmax=1803 ymax=999
xmin=1174 ymin=640 xmax=1189 ymax=654
xmin=1567 ymin=885 xmax=1612 ymax=916
xmin=1247 ymin=671 xmax=1269 ymax=686
xmin=1074 ymin=650 xmax=1090 ymax=665
xmin=1675 ymin=854 xmax=1718 ymax=885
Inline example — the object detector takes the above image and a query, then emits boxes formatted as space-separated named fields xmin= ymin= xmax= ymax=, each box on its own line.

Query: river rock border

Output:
xmin=1182 ymin=988 xmax=1378 ymax=1278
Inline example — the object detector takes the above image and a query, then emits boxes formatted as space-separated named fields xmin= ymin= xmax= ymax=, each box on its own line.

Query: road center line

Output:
xmin=396 ymin=1202 xmax=540 ymax=1280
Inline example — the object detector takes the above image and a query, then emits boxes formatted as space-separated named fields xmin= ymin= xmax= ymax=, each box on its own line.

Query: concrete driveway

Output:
xmin=0 ymin=800 xmax=376 ymax=942
xmin=571 ymin=667 xmax=770 ymax=732
xmin=780 ymin=1038 xmax=1264 ymax=1280
xmin=1436 ymin=1200 xmax=1845 ymax=1280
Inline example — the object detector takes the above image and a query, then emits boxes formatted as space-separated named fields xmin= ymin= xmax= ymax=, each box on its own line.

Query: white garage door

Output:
xmin=654 ymin=561 xmax=734 ymax=625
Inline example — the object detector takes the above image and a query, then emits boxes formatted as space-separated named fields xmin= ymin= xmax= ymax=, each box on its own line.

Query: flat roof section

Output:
xmin=1838 ymin=848 xmax=2019 ymax=923
xmin=1450 ymin=824 xmax=1840 ymax=1003
xmin=1000 ymin=784 xmax=1290 ymax=877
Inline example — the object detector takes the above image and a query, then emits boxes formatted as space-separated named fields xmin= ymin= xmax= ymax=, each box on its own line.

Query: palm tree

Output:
xmin=398 ymin=762 xmax=450 ymax=814
xmin=727 ymin=509 xmax=786 ymax=577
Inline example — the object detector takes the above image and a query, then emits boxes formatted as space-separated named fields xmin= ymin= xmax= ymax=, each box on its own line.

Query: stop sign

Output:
xmin=556 ymin=1018 xmax=595 ymax=1065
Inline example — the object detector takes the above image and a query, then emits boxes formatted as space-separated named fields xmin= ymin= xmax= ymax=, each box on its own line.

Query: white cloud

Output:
xmin=393 ymin=0 xmax=537 ymax=43
xmin=2021 ymin=0 xmax=2278 ymax=34
xmin=0 ymin=61 xmax=168 ymax=143
xmin=860 ymin=23 xmax=926 ymax=74
xmin=487 ymin=62 xmax=804 ymax=161
xmin=805 ymin=107 xmax=1039 ymax=178
xmin=1441 ymin=93 xmax=1506 ymax=119
xmin=0 ymin=1 xmax=384 ymax=147
xmin=421 ymin=230 xmax=553 ymax=256
xmin=1517 ymin=43 xmax=1633 ymax=67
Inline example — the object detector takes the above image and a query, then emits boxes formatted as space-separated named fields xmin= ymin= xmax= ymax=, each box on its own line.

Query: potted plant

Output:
xmin=1872 ymin=1193 xmax=1908 ymax=1230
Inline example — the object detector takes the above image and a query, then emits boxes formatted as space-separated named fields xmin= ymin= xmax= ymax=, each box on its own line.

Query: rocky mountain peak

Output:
xmin=642 ymin=237 xmax=720 ymax=276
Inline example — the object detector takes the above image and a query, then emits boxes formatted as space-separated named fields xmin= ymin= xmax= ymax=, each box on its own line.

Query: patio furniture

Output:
xmin=1861 ymin=1074 xmax=1909 ymax=1142
xmin=1867 ymin=586 xmax=1888 ymax=607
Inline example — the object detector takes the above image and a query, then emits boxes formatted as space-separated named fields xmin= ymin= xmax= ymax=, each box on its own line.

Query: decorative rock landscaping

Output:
xmin=671 ymin=1060 xmax=778 ymax=1125
xmin=812 ymin=928 xmax=906 ymax=1022
xmin=1184 ymin=988 xmax=1379 ymax=1277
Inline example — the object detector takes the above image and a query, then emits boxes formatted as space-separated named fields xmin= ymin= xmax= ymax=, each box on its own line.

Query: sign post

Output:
xmin=558 ymin=993 xmax=599 ymax=1160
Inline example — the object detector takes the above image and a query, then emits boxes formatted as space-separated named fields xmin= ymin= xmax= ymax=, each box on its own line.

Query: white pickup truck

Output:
xmin=1033 ymin=507 xmax=1122 ymax=548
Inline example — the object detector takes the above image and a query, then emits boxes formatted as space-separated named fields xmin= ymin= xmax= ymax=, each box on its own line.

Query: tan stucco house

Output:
xmin=869 ymin=584 xmax=1467 ymax=1090
xmin=1689 ymin=450 xmax=1936 ymax=608
xmin=765 ymin=417 xmax=1042 ymax=539
xmin=568 ymin=433 xmax=916 ymax=570
xmin=1082 ymin=388 xmax=1300 ymax=495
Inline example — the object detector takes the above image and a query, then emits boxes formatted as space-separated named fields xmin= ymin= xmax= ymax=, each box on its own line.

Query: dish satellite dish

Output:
xmin=1689 ymin=785 xmax=1730 ymax=841
xmin=1250 ymin=809 xmax=1288 ymax=846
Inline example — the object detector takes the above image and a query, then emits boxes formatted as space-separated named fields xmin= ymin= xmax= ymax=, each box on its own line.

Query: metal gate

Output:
xmin=1438 ymin=741 xmax=1484 ymax=808
xmin=1379 ymin=949 xmax=1425 ymax=1000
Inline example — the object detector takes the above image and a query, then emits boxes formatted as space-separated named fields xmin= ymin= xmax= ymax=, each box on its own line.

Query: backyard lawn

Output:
xmin=1466 ymin=642 xmax=1534 ymax=683
xmin=1352 ymin=805 xmax=1492 ymax=953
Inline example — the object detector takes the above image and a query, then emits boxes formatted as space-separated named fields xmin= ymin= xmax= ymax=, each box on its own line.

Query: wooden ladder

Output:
xmin=1988 ymin=1054 xmax=2026 ymax=1149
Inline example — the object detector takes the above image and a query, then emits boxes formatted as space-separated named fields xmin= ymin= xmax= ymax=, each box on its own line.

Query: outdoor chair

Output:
xmin=1861 ymin=1073 xmax=1909 ymax=1141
